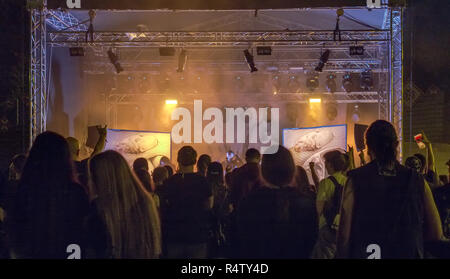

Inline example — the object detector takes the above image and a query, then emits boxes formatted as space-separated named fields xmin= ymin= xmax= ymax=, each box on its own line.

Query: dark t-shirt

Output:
xmin=423 ymin=170 xmax=437 ymax=185
xmin=74 ymin=159 xmax=89 ymax=190
xmin=348 ymin=161 xmax=424 ymax=259
xmin=235 ymin=186 xmax=318 ymax=259
xmin=11 ymin=182 xmax=90 ymax=258
xmin=433 ymin=183 xmax=450 ymax=238
xmin=162 ymin=172 xmax=213 ymax=244
xmin=83 ymin=200 xmax=110 ymax=259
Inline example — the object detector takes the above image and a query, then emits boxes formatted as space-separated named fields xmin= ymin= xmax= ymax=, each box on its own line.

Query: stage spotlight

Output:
xmin=257 ymin=46 xmax=272 ymax=55
xmin=315 ymin=49 xmax=330 ymax=72
xmin=177 ymin=49 xmax=188 ymax=73
xmin=342 ymin=73 xmax=353 ymax=93
xmin=244 ymin=49 xmax=258 ymax=73
xmin=138 ymin=75 xmax=150 ymax=93
xmin=165 ymin=99 xmax=178 ymax=105
xmin=360 ymin=70 xmax=373 ymax=91
xmin=159 ymin=47 xmax=176 ymax=56
xmin=309 ymin=98 xmax=322 ymax=104
xmin=326 ymin=73 xmax=337 ymax=93
xmin=352 ymin=105 xmax=361 ymax=122
xmin=306 ymin=73 xmax=319 ymax=91
xmin=326 ymin=103 xmax=338 ymax=121
xmin=69 ymin=47 xmax=84 ymax=57
xmin=350 ymin=46 xmax=365 ymax=56
xmin=271 ymin=75 xmax=282 ymax=94
xmin=107 ymin=49 xmax=123 ymax=74
xmin=287 ymin=76 xmax=301 ymax=92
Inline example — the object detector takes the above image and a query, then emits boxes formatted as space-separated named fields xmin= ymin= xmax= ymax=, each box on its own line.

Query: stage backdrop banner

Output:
xmin=105 ymin=129 xmax=171 ymax=171
xmin=283 ymin=124 xmax=347 ymax=182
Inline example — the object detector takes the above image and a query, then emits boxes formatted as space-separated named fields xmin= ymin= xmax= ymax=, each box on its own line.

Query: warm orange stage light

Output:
xmin=165 ymin=100 xmax=178 ymax=105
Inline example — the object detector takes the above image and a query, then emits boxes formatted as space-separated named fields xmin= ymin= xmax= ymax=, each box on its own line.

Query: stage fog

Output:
xmin=46 ymin=46 xmax=382 ymax=166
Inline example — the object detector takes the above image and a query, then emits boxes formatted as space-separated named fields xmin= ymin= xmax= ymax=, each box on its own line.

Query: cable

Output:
xmin=85 ymin=10 xmax=96 ymax=43
xmin=46 ymin=47 xmax=53 ymax=126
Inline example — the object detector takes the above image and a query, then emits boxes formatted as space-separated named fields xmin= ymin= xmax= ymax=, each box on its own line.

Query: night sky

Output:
xmin=406 ymin=0 xmax=450 ymax=93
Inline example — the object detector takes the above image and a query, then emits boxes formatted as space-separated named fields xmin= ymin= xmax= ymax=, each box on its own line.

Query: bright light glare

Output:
xmin=165 ymin=99 xmax=178 ymax=105
xmin=309 ymin=98 xmax=322 ymax=104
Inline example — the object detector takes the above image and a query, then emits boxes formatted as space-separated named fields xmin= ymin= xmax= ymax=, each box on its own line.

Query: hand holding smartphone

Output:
xmin=414 ymin=134 xmax=426 ymax=149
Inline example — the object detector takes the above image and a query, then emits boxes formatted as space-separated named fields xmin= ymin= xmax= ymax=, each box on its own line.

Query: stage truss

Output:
xmin=29 ymin=3 xmax=404 ymax=157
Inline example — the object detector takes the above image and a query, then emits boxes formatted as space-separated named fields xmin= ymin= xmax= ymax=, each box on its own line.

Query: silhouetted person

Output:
xmin=133 ymin=157 xmax=149 ymax=172
xmin=134 ymin=168 xmax=160 ymax=210
xmin=164 ymin=165 xmax=174 ymax=177
xmin=153 ymin=166 xmax=169 ymax=193
xmin=294 ymin=165 xmax=317 ymax=200
xmin=405 ymin=156 xmax=423 ymax=174
xmin=163 ymin=146 xmax=213 ymax=259
xmin=337 ymin=120 xmax=443 ymax=258
xmin=312 ymin=150 xmax=347 ymax=259
xmin=0 ymin=154 xmax=26 ymax=213
xmin=87 ymin=150 xmax=161 ymax=259
xmin=151 ymin=166 xmax=170 ymax=257
xmin=245 ymin=148 xmax=261 ymax=164
xmin=0 ymin=154 xmax=26 ymax=258
xmin=197 ymin=154 xmax=212 ymax=177
xmin=9 ymin=132 xmax=90 ymax=259
xmin=229 ymin=163 xmax=260 ymax=212
xmin=206 ymin=162 xmax=228 ymax=258
xmin=235 ymin=145 xmax=318 ymax=258
xmin=66 ymin=125 xmax=107 ymax=192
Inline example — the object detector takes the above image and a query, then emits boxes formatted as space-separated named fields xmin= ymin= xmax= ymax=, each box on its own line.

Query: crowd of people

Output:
xmin=0 ymin=120 xmax=449 ymax=259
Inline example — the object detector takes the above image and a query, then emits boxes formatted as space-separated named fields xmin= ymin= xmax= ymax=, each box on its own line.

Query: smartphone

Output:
xmin=414 ymin=134 xmax=426 ymax=149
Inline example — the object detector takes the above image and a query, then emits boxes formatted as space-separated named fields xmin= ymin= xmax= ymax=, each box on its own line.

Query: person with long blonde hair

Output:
xmin=87 ymin=150 xmax=161 ymax=258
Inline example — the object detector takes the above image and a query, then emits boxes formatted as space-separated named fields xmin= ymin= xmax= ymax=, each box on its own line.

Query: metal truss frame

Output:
xmin=48 ymin=29 xmax=389 ymax=48
xmin=107 ymin=92 xmax=382 ymax=106
xmin=80 ymin=44 xmax=386 ymax=74
xmin=389 ymin=7 xmax=403 ymax=161
xmin=46 ymin=10 xmax=88 ymax=32
xmin=29 ymin=3 xmax=88 ymax=143
xmin=29 ymin=7 xmax=47 ymax=146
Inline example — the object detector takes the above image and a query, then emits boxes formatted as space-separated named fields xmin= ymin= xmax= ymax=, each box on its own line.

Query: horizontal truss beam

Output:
xmin=107 ymin=91 xmax=382 ymax=105
xmin=48 ymin=30 xmax=389 ymax=47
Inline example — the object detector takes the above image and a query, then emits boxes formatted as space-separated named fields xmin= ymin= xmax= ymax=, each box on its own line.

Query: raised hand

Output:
xmin=96 ymin=125 xmax=108 ymax=137
xmin=421 ymin=131 xmax=430 ymax=145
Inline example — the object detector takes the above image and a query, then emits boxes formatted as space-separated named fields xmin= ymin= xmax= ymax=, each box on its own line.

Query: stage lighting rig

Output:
xmin=244 ymin=49 xmax=258 ymax=73
xmin=342 ymin=73 xmax=353 ymax=93
xmin=107 ymin=49 xmax=123 ymax=74
xmin=350 ymin=46 xmax=365 ymax=56
xmin=326 ymin=102 xmax=338 ymax=121
xmin=326 ymin=73 xmax=337 ymax=93
xmin=177 ymin=49 xmax=188 ymax=73
xmin=257 ymin=46 xmax=272 ymax=55
xmin=315 ymin=49 xmax=330 ymax=72
xmin=360 ymin=70 xmax=373 ymax=91
xmin=271 ymin=75 xmax=282 ymax=95
xmin=287 ymin=76 xmax=301 ymax=93
xmin=69 ymin=47 xmax=84 ymax=57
